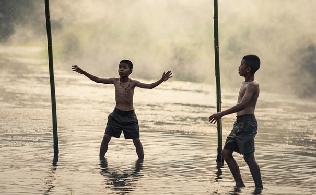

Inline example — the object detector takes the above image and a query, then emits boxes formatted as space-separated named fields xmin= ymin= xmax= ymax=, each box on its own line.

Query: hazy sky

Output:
xmin=7 ymin=0 xmax=316 ymax=97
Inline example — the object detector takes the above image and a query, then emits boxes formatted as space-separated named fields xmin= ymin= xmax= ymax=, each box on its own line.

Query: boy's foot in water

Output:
xmin=235 ymin=181 xmax=245 ymax=188
xmin=234 ymin=182 xmax=245 ymax=192
xmin=253 ymin=186 xmax=263 ymax=194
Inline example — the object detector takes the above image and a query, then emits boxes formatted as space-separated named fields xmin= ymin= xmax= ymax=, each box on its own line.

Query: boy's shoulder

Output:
xmin=244 ymin=80 xmax=259 ymax=86
xmin=242 ymin=80 xmax=260 ymax=90
xmin=248 ymin=81 xmax=260 ymax=93
xmin=253 ymin=80 xmax=259 ymax=87
xmin=251 ymin=80 xmax=259 ymax=85
xmin=111 ymin=78 xmax=119 ymax=82
xmin=128 ymin=78 xmax=139 ymax=83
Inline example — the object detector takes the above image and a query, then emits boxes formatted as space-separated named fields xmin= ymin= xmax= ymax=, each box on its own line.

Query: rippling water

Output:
xmin=0 ymin=46 xmax=316 ymax=195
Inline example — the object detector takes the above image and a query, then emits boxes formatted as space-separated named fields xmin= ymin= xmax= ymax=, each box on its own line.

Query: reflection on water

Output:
xmin=99 ymin=157 xmax=143 ymax=193
xmin=0 ymin=46 xmax=316 ymax=194
xmin=43 ymin=166 xmax=57 ymax=195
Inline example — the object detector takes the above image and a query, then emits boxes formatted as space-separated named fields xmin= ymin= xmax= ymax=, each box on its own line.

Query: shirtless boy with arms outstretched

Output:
xmin=209 ymin=55 xmax=263 ymax=194
xmin=72 ymin=60 xmax=172 ymax=160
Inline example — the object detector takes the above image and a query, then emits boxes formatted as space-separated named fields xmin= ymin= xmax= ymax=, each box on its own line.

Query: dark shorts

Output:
xmin=224 ymin=114 xmax=257 ymax=154
xmin=104 ymin=108 xmax=139 ymax=139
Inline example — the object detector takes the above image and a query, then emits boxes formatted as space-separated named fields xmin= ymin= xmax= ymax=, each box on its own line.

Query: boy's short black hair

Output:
xmin=120 ymin=60 xmax=133 ymax=70
xmin=242 ymin=55 xmax=260 ymax=74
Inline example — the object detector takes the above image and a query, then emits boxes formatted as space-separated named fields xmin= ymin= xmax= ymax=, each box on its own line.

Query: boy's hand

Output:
xmin=209 ymin=112 xmax=223 ymax=124
xmin=161 ymin=71 xmax=172 ymax=81
xmin=72 ymin=65 xmax=84 ymax=74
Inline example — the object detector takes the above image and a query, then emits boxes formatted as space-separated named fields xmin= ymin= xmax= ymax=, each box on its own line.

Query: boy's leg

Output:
xmin=243 ymin=153 xmax=263 ymax=190
xmin=133 ymin=138 xmax=144 ymax=159
xmin=222 ymin=149 xmax=245 ymax=187
xmin=99 ymin=134 xmax=112 ymax=157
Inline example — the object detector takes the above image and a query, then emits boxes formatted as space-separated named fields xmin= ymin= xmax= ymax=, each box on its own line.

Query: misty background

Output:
xmin=1 ymin=0 xmax=316 ymax=99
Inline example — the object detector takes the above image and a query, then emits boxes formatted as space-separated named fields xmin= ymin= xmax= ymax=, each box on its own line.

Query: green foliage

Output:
xmin=0 ymin=0 xmax=45 ymax=42
xmin=297 ymin=44 xmax=316 ymax=96
xmin=54 ymin=30 xmax=82 ymax=60
xmin=170 ymin=46 xmax=197 ymax=81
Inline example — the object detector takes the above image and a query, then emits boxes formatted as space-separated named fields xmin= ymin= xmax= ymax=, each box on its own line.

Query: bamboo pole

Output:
xmin=44 ymin=0 xmax=58 ymax=165
xmin=213 ymin=0 xmax=223 ymax=167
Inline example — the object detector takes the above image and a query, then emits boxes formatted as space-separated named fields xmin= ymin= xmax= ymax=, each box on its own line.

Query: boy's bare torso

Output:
xmin=113 ymin=78 xmax=136 ymax=111
xmin=237 ymin=81 xmax=260 ymax=116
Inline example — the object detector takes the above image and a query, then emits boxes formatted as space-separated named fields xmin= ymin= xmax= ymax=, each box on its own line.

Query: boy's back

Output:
xmin=237 ymin=81 xmax=260 ymax=116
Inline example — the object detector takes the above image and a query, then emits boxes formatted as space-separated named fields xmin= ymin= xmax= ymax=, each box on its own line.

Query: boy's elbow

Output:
xmin=95 ymin=78 xmax=102 ymax=83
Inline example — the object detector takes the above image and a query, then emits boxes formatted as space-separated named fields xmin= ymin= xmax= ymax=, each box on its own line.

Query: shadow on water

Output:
xmin=99 ymin=157 xmax=143 ymax=193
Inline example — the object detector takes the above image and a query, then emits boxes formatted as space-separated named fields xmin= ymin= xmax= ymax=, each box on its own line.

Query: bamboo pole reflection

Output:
xmin=43 ymin=165 xmax=57 ymax=195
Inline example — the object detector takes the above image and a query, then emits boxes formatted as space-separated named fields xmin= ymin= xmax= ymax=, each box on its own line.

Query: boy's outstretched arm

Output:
xmin=209 ymin=83 xmax=256 ymax=124
xmin=72 ymin=65 xmax=113 ymax=84
xmin=136 ymin=71 xmax=172 ymax=89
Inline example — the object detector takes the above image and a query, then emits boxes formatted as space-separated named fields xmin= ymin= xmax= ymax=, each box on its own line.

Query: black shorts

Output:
xmin=224 ymin=114 xmax=257 ymax=154
xmin=104 ymin=108 xmax=139 ymax=139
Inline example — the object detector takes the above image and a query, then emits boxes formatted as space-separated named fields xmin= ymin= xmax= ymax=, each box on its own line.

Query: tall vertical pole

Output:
xmin=214 ymin=0 xmax=223 ymax=167
xmin=44 ymin=0 xmax=58 ymax=165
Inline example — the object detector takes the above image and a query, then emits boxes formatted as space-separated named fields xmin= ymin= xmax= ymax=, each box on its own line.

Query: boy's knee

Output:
xmin=133 ymin=139 xmax=143 ymax=148
xmin=102 ymin=134 xmax=111 ymax=143
xmin=133 ymin=138 xmax=141 ymax=144
xmin=221 ymin=149 xmax=233 ymax=160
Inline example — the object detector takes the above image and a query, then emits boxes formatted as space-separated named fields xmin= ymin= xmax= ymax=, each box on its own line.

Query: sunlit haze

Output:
xmin=5 ymin=0 xmax=316 ymax=98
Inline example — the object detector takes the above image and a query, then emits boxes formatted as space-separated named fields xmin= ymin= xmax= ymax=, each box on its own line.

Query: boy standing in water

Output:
xmin=209 ymin=55 xmax=263 ymax=194
xmin=72 ymin=60 xmax=172 ymax=160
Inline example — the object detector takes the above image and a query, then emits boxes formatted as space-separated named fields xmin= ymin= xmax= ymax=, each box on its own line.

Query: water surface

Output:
xmin=0 ymin=46 xmax=316 ymax=195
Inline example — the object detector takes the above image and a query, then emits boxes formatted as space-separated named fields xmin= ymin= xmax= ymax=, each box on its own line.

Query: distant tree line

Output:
xmin=297 ymin=44 xmax=316 ymax=97
xmin=0 ymin=0 xmax=40 ymax=41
